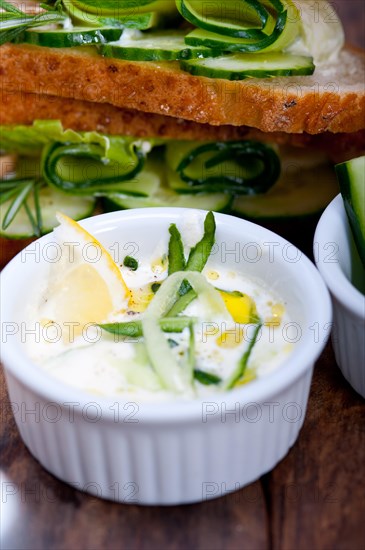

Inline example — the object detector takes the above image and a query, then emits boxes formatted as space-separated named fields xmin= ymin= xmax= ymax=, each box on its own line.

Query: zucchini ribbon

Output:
xmin=42 ymin=140 xmax=146 ymax=194
xmin=62 ymin=0 xmax=179 ymax=29
xmin=167 ymin=141 xmax=281 ymax=195
xmin=1 ymin=121 xmax=281 ymax=198
xmin=178 ymin=0 xmax=300 ymax=53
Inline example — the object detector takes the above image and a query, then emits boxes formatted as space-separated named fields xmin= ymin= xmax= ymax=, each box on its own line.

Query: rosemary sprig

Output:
xmin=0 ymin=0 xmax=66 ymax=46
xmin=22 ymin=182 xmax=43 ymax=236
xmin=0 ymin=1 xmax=24 ymax=16
xmin=0 ymin=178 xmax=43 ymax=235
xmin=33 ymin=182 xmax=43 ymax=236
xmin=2 ymin=180 xmax=34 ymax=230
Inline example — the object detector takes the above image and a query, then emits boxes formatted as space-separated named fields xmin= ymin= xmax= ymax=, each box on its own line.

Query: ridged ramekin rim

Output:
xmin=314 ymin=195 xmax=365 ymax=320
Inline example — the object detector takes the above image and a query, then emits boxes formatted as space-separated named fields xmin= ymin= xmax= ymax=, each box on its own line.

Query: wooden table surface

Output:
xmin=1 ymin=2 xmax=364 ymax=549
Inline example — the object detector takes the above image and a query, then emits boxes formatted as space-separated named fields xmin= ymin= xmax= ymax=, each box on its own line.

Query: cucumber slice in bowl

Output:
xmin=180 ymin=52 xmax=315 ymax=80
xmin=233 ymin=163 xmax=338 ymax=220
xmin=0 ymin=187 xmax=95 ymax=239
xmin=101 ymin=31 xmax=218 ymax=61
xmin=23 ymin=26 xmax=124 ymax=48
xmin=336 ymin=156 xmax=365 ymax=268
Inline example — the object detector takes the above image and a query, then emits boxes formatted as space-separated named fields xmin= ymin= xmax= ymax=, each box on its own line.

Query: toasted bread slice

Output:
xmin=0 ymin=43 xmax=364 ymax=134
xmin=1 ymin=91 xmax=364 ymax=161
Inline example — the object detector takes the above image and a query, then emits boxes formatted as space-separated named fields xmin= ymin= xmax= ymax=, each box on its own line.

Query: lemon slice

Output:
xmin=42 ymin=213 xmax=128 ymax=338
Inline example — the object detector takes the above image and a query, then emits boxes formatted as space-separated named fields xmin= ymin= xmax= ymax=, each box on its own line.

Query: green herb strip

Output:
xmin=168 ymin=223 xmax=186 ymax=275
xmin=225 ymin=323 xmax=262 ymax=389
xmin=100 ymin=316 xmax=194 ymax=337
xmin=165 ymin=211 xmax=216 ymax=316
xmin=194 ymin=369 xmax=222 ymax=386
xmin=151 ymin=282 xmax=161 ymax=293
xmin=185 ymin=210 xmax=216 ymax=271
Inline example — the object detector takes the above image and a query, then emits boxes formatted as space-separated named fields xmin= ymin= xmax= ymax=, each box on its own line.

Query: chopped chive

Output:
xmin=168 ymin=338 xmax=179 ymax=348
xmin=194 ymin=369 xmax=222 ymax=386
xmin=151 ymin=282 xmax=161 ymax=293
xmin=224 ymin=323 xmax=262 ymax=390
xmin=100 ymin=316 xmax=195 ymax=337
xmin=124 ymin=255 xmax=139 ymax=271
xmin=166 ymin=288 xmax=196 ymax=317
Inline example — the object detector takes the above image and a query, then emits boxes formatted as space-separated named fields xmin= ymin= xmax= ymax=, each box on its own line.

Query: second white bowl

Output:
xmin=315 ymin=195 xmax=365 ymax=398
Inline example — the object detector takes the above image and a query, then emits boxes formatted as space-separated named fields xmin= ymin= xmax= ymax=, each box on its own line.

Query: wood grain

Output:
xmin=268 ymin=346 xmax=365 ymax=550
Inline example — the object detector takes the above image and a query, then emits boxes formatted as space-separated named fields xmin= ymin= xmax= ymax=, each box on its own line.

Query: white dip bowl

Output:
xmin=315 ymin=195 xmax=365 ymax=398
xmin=1 ymin=208 xmax=332 ymax=505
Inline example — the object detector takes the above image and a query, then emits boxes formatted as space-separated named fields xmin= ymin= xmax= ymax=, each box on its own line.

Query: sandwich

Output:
xmin=0 ymin=0 xmax=364 ymax=264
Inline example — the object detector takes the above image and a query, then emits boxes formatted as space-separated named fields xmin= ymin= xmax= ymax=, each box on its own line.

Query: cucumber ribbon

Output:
xmin=62 ymin=0 xmax=178 ymax=29
xmin=0 ymin=120 xmax=149 ymax=194
xmin=178 ymin=0 xmax=301 ymax=53
xmin=142 ymin=270 xmax=231 ymax=393
xmin=62 ymin=0 xmax=299 ymax=52
xmin=1 ymin=121 xmax=281 ymax=197
xmin=169 ymin=141 xmax=281 ymax=195
xmin=0 ymin=121 xmax=281 ymax=231
xmin=98 ymin=211 xmax=262 ymax=392
xmin=42 ymin=140 xmax=146 ymax=194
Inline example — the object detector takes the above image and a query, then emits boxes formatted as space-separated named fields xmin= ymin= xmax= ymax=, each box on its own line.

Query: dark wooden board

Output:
xmin=269 ymin=346 xmax=365 ymax=550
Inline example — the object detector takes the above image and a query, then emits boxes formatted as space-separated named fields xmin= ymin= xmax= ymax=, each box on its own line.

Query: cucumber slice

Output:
xmin=23 ymin=25 xmax=123 ymax=48
xmin=233 ymin=163 xmax=338 ymax=220
xmin=97 ymin=166 xmax=161 ymax=197
xmin=103 ymin=189 xmax=232 ymax=212
xmin=0 ymin=187 xmax=95 ymax=238
xmin=178 ymin=0 xmax=300 ymax=54
xmin=336 ymin=156 xmax=365 ymax=268
xmin=102 ymin=31 xmax=218 ymax=61
xmin=180 ymin=52 xmax=315 ymax=80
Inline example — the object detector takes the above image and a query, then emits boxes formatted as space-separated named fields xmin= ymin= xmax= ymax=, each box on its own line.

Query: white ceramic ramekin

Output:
xmin=1 ymin=209 xmax=331 ymax=505
xmin=315 ymin=195 xmax=365 ymax=398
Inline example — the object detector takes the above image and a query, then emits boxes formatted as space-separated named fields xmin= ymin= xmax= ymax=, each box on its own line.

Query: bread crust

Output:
xmin=1 ymin=43 xmax=364 ymax=134
xmin=1 ymin=91 xmax=364 ymax=160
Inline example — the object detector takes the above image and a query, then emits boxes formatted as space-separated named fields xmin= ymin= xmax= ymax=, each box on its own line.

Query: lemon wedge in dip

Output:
xmin=41 ymin=213 xmax=128 ymax=338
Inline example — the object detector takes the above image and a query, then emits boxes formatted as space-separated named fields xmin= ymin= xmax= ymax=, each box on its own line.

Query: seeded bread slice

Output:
xmin=0 ymin=43 xmax=364 ymax=134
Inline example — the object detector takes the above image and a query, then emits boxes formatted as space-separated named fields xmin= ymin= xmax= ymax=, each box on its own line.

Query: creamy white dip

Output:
xmin=25 ymin=242 xmax=293 ymax=402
